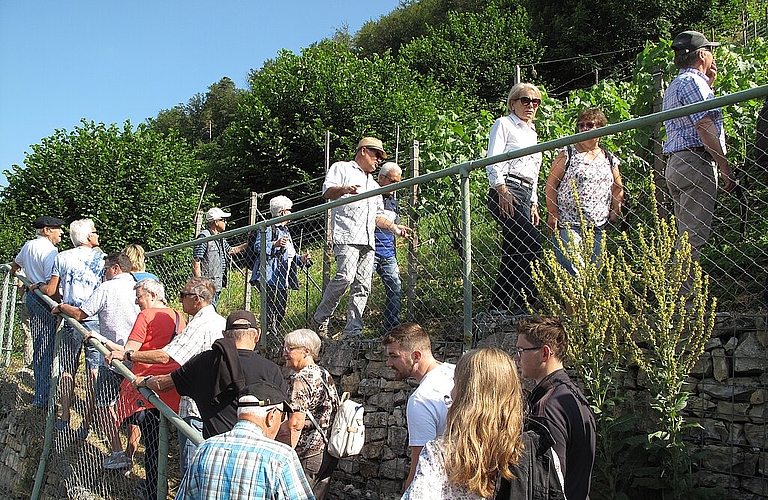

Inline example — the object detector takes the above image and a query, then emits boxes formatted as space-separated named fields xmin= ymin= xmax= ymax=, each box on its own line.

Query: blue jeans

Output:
xmin=552 ymin=225 xmax=605 ymax=276
xmin=179 ymin=416 xmax=203 ymax=477
xmin=27 ymin=292 xmax=57 ymax=408
xmin=374 ymin=254 xmax=402 ymax=332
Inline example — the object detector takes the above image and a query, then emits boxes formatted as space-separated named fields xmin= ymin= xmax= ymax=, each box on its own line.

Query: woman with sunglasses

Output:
xmin=545 ymin=108 xmax=624 ymax=275
xmin=280 ymin=328 xmax=340 ymax=499
xmin=486 ymin=82 xmax=544 ymax=315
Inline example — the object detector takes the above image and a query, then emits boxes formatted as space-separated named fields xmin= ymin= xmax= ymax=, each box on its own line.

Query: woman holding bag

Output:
xmin=281 ymin=328 xmax=340 ymax=499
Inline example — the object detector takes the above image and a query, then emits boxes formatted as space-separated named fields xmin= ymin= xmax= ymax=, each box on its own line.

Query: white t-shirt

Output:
xmin=14 ymin=236 xmax=58 ymax=284
xmin=407 ymin=362 xmax=455 ymax=447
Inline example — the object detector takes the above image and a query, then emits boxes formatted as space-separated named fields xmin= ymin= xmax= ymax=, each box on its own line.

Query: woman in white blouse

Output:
xmin=486 ymin=83 xmax=544 ymax=315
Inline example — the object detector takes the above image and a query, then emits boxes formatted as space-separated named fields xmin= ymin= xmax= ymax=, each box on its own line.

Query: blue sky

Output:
xmin=0 ymin=1 xmax=401 ymax=186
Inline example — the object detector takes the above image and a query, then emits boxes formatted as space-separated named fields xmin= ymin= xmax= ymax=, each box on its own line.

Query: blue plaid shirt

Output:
xmin=175 ymin=420 xmax=315 ymax=500
xmin=662 ymin=68 xmax=726 ymax=155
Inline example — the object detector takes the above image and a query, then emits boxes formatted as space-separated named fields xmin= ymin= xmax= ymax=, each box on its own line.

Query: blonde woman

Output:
xmin=403 ymin=348 xmax=565 ymax=500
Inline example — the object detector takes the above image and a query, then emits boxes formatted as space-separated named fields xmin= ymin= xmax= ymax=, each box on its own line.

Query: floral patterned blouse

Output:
xmin=287 ymin=363 xmax=339 ymax=459
xmin=556 ymin=146 xmax=619 ymax=227
xmin=402 ymin=439 xmax=488 ymax=500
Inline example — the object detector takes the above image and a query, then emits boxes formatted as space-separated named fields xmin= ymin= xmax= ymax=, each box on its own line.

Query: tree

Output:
xmin=0 ymin=120 xmax=204 ymax=262
xmin=399 ymin=0 xmax=541 ymax=106
xmin=210 ymin=39 xmax=472 ymax=208
xmin=149 ymin=76 xmax=243 ymax=145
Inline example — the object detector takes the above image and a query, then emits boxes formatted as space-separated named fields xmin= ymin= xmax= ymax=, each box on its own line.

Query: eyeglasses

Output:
xmin=90 ymin=231 xmax=99 ymax=235
xmin=577 ymin=121 xmax=598 ymax=131
xmin=179 ymin=291 xmax=199 ymax=299
xmin=516 ymin=96 xmax=542 ymax=107
xmin=513 ymin=346 xmax=542 ymax=356
xmin=366 ymin=147 xmax=384 ymax=160
xmin=283 ymin=345 xmax=305 ymax=353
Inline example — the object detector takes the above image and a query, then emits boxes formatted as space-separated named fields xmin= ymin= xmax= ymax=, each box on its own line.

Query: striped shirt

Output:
xmin=175 ymin=420 xmax=314 ymax=500
xmin=662 ymin=68 xmax=726 ymax=155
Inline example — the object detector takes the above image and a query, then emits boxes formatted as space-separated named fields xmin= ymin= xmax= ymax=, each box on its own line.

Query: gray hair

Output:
xmin=379 ymin=162 xmax=402 ymax=179
xmin=35 ymin=228 xmax=46 ymax=237
xmin=237 ymin=398 xmax=271 ymax=419
xmin=674 ymin=47 xmax=706 ymax=70
xmin=186 ymin=277 xmax=214 ymax=304
xmin=134 ymin=278 xmax=166 ymax=303
xmin=506 ymin=82 xmax=542 ymax=114
xmin=69 ymin=219 xmax=95 ymax=246
xmin=284 ymin=328 xmax=321 ymax=359
xmin=269 ymin=195 xmax=293 ymax=218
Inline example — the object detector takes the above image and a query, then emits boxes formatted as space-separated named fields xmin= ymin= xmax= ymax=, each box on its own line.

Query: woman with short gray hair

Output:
xmin=281 ymin=328 xmax=339 ymax=499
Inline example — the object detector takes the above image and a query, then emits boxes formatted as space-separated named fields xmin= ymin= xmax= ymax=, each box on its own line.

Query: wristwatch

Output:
xmin=125 ymin=349 xmax=134 ymax=362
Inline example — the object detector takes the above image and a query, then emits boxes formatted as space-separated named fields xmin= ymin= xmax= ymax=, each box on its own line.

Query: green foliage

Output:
xmin=213 ymin=40 xmax=470 ymax=208
xmin=399 ymin=0 xmax=541 ymax=105
xmin=0 ymin=120 xmax=203 ymax=261
xmin=531 ymin=192 xmax=717 ymax=498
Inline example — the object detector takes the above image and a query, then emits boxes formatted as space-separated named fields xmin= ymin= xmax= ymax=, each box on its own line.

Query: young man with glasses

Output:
xmin=663 ymin=30 xmax=735 ymax=264
xmin=175 ymin=381 xmax=313 ymax=500
xmin=515 ymin=316 xmax=595 ymax=500
xmin=312 ymin=136 xmax=390 ymax=338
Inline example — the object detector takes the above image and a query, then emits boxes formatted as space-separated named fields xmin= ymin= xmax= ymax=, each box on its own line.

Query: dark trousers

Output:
xmin=135 ymin=409 xmax=160 ymax=499
xmin=488 ymin=185 xmax=541 ymax=312
xmin=266 ymin=285 xmax=288 ymax=335
xmin=300 ymin=450 xmax=339 ymax=500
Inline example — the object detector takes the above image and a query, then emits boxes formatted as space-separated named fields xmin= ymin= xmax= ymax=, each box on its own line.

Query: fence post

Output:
xmin=407 ymin=140 xmax=420 ymax=314
xmin=244 ymin=192 xmax=258 ymax=311
xmin=157 ymin=414 xmax=170 ymax=500
xmin=460 ymin=166 xmax=473 ymax=352
xmin=323 ymin=131 xmax=332 ymax=291
xmin=3 ymin=279 xmax=18 ymax=368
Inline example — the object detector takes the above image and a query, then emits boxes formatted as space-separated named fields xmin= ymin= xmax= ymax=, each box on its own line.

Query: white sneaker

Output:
xmin=312 ymin=317 xmax=329 ymax=338
xmin=103 ymin=451 xmax=131 ymax=470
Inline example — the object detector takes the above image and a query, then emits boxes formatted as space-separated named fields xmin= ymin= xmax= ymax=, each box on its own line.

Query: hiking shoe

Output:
xmin=312 ymin=317 xmax=329 ymax=338
xmin=102 ymin=451 xmax=131 ymax=470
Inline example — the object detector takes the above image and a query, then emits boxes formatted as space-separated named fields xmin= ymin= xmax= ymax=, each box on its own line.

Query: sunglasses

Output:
xmin=179 ymin=291 xmax=199 ymax=299
xmin=516 ymin=96 xmax=542 ymax=107
xmin=577 ymin=121 xmax=598 ymax=131
xmin=366 ymin=147 xmax=384 ymax=160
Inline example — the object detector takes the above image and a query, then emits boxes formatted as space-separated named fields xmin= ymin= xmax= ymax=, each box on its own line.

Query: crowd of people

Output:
xmin=6 ymin=28 xmax=748 ymax=499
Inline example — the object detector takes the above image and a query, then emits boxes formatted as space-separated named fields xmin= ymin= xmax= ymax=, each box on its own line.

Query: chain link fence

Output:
xmin=0 ymin=85 xmax=766 ymax=498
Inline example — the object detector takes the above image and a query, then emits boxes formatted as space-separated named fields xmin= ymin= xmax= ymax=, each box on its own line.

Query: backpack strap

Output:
xmin=305 ymin=369 xmax=340 ymax=445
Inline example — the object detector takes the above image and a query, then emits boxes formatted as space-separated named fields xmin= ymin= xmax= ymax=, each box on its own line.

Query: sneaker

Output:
xmin=312 ymin=317 xmax=329 ymax=338
xmin=488 ymin=307 xmax=508 ymax=317
xmin=75 ymin=425 xmax=90 ymax=440
xmin=102 ymin=451 xmax=132 ymax=470
xmin=54 ymin=419 xmax=70 ymax=431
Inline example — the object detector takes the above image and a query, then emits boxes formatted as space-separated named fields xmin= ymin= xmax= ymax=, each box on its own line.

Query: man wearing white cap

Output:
xmin=193 ymin=207 xmax=246 ymax=307
xmin=312 ymin=137 xmax=389 ymax=338
xmin=662 ymin=30 xmax=735 ymax=264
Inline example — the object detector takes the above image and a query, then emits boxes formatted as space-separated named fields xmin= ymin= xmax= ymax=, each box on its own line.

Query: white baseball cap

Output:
xmin=205 ymin=207 xmax=231 ymax=222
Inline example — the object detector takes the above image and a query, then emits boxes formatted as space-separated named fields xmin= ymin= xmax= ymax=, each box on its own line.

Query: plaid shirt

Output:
xmin=662 ymin=68 xmax=726 ymax=155
xmin=163 ymin=304 xmax=225 ymax=418
xmin=175 ymin=420 xmax=314 ymax=500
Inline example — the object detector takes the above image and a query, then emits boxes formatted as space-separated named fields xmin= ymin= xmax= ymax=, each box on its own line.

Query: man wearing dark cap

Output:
xmin=10 ymin=216 xmax=65 ymax=408
xmin=313 ymin=136 xmax=393 ymax=338
xmin=133 ymin=310 xmax=286 ymax=438
xmin=663 ymin=30 xmax=735 ymax=264
xmin=175 ymin=381 xmax=313 ymax=500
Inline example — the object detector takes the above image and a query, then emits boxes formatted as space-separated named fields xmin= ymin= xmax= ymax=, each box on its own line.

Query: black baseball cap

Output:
xmin=237 ymin=381 xmax=292 ymax=413
xmin=33 ymin=216 xmax=65 ymax=229
xmin=225 ymin=310 xmax=258 ymax=330
xmin=672 ymin=31 xmax=720 ymax=53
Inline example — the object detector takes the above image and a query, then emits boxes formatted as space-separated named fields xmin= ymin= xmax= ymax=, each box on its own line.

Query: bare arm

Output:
xmin=132 ymin=373 xmax=175 ymax=392
xmin=55 ymin=303 xmax=87 ymax=321
xmin=229 ymin=242 xmax=247 ymax=255
xmin=324 ymin=185 xmax=360 ymax=200
xmin=279 ymin=411 xmax=306 ymax=449
xmin=696 ymin=115 xmax=735 ymax=192
xmin=545 ymin=152 xmax=567 ymax=234
xmin=191 ymin=259 xmax=202 ymax=278
xmin=404 ymin=445 xmax=423 ymax=490
xmin=610 ymin=165 xmax=625 ymax=222
xmin=9 ymin=262 xmax=20 ymax=277
xmin=38 ymin=275 xmax=60 ymax=298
